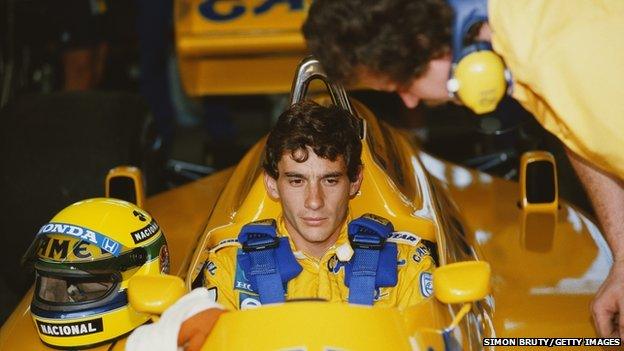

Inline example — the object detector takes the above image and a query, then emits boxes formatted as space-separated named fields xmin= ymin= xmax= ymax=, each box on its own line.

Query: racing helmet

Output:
xmin=23 ymin=198 xmax=170 ymax=349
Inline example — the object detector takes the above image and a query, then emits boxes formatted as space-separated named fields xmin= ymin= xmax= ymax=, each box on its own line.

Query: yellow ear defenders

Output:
xmin=446 ymin=0 xmax=512 ymax=114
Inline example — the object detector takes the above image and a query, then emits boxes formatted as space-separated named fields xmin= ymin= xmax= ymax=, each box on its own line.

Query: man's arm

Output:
xmin=395 ymin=241 xmax=437 ymax=309
xmin=566 ymin=149 xmax=624 ymax=337
xmin=177 ymin=308 xmax=226 ymax=351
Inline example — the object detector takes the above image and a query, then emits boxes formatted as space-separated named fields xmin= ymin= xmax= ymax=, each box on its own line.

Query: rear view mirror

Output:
xmin=433 ymin=261 xmax=490 ymax=331
xmin=433 ymin=261 xmax=490 ymax=304
xmin=105 ymin=166 xmax=146 ymax=208
xmin=519 ymin=151 xmax=558 ymax=211
xmin=128 ymin=275 xmax=186 ymax=315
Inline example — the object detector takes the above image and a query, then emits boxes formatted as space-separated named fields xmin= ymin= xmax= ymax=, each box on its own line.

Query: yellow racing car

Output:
xmin=0 ymin=56 xmax=614 ymax=351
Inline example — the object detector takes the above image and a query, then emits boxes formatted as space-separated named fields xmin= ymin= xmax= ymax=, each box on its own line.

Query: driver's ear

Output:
xmin=349 ymin=165 xmax=363 ymax=197
xmin=264 ymin=171 xmax=280 ymax=200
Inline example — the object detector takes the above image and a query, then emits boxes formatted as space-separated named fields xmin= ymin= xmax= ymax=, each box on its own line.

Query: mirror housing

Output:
xmin=519 ymin=151 xmax=558 ymax=211
xmin=128 ymin=275 xmax=186 ymax=315
xmin=105 ymin=166 xmax=146 ymax=208
xmin=433 ymin=261 xmax=490 ymax=304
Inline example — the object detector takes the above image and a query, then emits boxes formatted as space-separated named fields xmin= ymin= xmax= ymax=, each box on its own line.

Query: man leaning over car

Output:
xmin=126 ymin=100 xmax=436 ymax=351
xmin=302 ymin=0 xmax=624 ymax=338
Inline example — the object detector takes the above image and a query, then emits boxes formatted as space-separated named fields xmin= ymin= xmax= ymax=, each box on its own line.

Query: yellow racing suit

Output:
xmin=489 ymin=0 xmax=624 ymax=179
xmin=202 ymin=216 xmax=436 ymax=310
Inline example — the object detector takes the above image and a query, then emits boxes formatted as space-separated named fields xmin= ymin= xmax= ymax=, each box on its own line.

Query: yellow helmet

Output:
xmin=23 ymin=198 xmax=170 ymax=349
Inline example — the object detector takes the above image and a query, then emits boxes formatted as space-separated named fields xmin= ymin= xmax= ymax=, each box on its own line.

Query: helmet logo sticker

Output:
xmin=132 ymin=210 xmax=147 ymax=222
xmin=131 ymin=220 xmax=160 ymax=244
xmin=36 ymin=318 xmax=103 ymax=337
xmin=37 ymin=238 xmax=104 ymax=260
xmin=38 ymin=223 xmax=122 ymax=256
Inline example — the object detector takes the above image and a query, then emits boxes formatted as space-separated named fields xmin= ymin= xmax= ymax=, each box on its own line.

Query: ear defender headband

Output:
xmin=446 ymin=0 xmax=511 ymax=114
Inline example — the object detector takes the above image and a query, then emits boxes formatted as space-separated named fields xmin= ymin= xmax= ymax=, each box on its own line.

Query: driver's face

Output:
xmin=264 ymin=148 xmax=362 ymax=257
xmin=357 ymin=55 xmax=454 ymax=109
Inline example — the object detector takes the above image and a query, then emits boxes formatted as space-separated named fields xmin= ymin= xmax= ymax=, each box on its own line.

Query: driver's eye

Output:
xmin=289 ymin=178 xmax=303 ymax=186
xmin=325 ymin=178 xmax=338 ymax=185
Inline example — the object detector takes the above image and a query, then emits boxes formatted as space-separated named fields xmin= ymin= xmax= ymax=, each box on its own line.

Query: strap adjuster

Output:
xmin=349 ymin=233 xmax=384 ymax=250
xmin=242 ymin=233 xmax=280 ymax=252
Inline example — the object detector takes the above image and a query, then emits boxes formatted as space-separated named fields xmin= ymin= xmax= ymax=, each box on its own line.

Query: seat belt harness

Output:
xmin=345 ymin=214 xmax=398 ymax=305
xmin=237 ymin=219 xmax=302 ymax=304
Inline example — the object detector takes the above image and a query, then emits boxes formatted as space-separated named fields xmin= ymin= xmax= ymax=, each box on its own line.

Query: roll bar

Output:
xmin=288 ymin=56 xmax=356 ymax=117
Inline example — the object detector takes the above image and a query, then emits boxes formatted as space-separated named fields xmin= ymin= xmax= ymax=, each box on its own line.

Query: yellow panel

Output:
xmin=202 ymin=303 xmax=413 ymax=351
xmin=178 ymin=55 xmax=304 ymax=95
xmin=175 ymin=0 xmax=310 ymax=96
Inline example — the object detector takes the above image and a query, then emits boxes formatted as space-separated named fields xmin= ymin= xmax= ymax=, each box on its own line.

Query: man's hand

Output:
xmin=567 ymin=149 xmax=624 ymax=338
xmin=593 ymin=260 xmax=624 ymax=337
xmin=177 ymin=308 xmax=226 ymax=351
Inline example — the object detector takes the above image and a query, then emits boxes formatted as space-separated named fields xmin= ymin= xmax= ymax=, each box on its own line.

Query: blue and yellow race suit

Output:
xmin=202 ymin=216 xmax=436 ymax=310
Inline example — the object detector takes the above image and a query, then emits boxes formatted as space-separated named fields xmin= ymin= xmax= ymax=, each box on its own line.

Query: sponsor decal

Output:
xmin=37 ymin=318 xmax=103 ymax=337
xmin=205 ymin=260 xmax=217 ymax=276
xmin=38 ymin=223 xmax=121 ymax=256
xmin=132 ymin=210 xmax=147 ymax=222
xmin=388 ymin=232 xmax=421 ymax=246
xmin=159 ymin=245 xmax=170 ymax=274
xmin=199 ymin=0 xmax=304 ymax=22
xmin=233 ymin=264 xmax=254 ymax=294
xmin=37 ymin=238 xmax=105 ymax=260
xmin=240 ymin=294 xmax=261 ymax=309
xmin=420 ymin=272 xmax=433 ymax=297
xmin=211 ymin=238 xmax=240 ymax=253
xmin=412 ymin=246 xmax=431 ymax=263
xmin=326 ymin=254 xmax=346 ymax=274
xmin=235 ymin=280 xmax=252 ymax=291
xmin=131 ymin=220 xmax=160 ymax=244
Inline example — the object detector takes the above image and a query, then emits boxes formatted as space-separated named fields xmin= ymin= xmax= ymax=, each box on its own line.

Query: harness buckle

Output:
xmin=349 ymin=232 xmax=384 ymax=250
xmin=242 ymin=233 xmax=280 ymax=252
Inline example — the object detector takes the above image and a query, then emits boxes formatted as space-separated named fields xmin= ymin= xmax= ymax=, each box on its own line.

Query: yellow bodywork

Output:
xmin=0 ymin=96 xmax=613 ymax=349
xmin=203 ymin=303 xmax=421 ymax=351
xmin=175 ymin=0 xmax=310 ymax=96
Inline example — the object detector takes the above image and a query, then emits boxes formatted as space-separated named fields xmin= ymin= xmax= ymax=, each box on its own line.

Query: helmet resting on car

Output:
xmin=23 ymin=198 xmax=169 ymax=349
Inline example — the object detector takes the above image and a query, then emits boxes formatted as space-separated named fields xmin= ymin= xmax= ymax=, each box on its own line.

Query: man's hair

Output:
xmin=302 ymin=0 xmax=452 ymax=85
xmin=263 ymin=101 xmax=362 ymax=181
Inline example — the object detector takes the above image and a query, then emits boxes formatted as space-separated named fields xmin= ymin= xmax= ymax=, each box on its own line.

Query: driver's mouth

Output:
xmin=301 ymin=217 xmax=327 ymax=226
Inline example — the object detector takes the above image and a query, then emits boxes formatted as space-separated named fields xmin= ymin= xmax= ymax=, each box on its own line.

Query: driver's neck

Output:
xmin=284 ymin=220 xmax=344 ymax=259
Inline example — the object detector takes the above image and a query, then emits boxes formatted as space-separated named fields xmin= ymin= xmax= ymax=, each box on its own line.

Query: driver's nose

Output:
xmin=398 ymin=92 xmax=420 ymax=109
xmin=305 ymin=183 xmax=324 ymax=210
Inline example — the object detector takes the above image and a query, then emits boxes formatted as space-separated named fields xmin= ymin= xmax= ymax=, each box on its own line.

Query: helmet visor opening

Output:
xmin=23 ymin=234 xmax=149 ymax=274
xmin=36 ymin=272 xmax=119 ymax=305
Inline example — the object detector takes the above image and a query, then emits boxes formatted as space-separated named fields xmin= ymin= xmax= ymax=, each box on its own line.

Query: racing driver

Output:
xmin=127 ymin=100 xmax=436 ymax=351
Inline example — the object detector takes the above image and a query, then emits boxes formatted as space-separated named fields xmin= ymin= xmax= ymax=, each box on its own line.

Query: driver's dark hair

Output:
xmin=302 ymin=0 xmax=452 ymax=85
xmin=263 ymin=100 xmax=362 ymax=181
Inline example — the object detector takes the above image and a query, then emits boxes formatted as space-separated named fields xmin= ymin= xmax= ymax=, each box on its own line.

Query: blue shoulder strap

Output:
xmin=237 ymin=219 xmax=302 ymax=304
xmin=447 ymin=0 xmax=489 ymax=63
xmin=345 ymin=214 xmax=398 ymax=305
